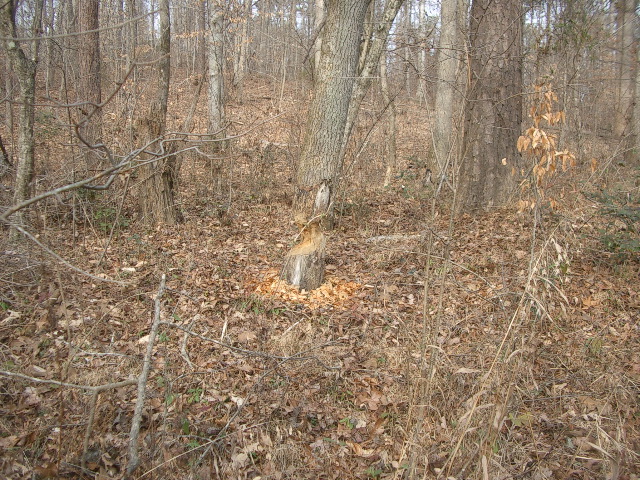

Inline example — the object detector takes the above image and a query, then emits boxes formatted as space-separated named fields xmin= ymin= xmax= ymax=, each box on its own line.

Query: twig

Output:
xmin=0 ymin=370 xmax=137 ymax=394
xmin=126 ymin=274 xmax=166 ymax=477
xmin=161 ymin=321 xmax=341 ymax=370
xmin=180 ymin=316 xmax=196 ymax=369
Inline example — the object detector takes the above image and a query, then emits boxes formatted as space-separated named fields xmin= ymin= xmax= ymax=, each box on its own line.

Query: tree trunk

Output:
xmin=416 ymin=0 xmax=427 ymax=102
xmin=635 ymin=6 xmax=640 ymax=165
xmin=458 ymin=0 xmax=523 ymax=211
xmin=283 ymin=0 xmax=372 ymax=291
xmin=139 ymin=0 xmax=180 ymax=225
xmin=4 ymin=63 xmax=13 ymax=157
xmin=380 ymin=51 xmax=397 ymax=187
xmin=0 ymin=0 xmax=43 ymax=240
xmin=208 ymin=0 xmax=226 ymax=195
xmin=208 ymin=0 xmax=225 ymax=139
xmin=77 ymin=0 xmax=102 ymax=170
xmin=613 ymin=0 xmax=637 ymax=143
xmin=233 ymin=0 xmax=252 ymax=99
xmin=433 ymin=0 xmax=462 ymax=176
xmin=313 ymin=0 xmax=325 ymax=75
xmin=403 ymin=3 xmax=412 ymax=95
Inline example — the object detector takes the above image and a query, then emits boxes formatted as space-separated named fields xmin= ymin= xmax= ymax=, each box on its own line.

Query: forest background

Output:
xmin=0 ymin=0 xmax=639 ymax=479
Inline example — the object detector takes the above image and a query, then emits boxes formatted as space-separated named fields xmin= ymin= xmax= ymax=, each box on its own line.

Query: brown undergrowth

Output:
xmin=0 ymin=76 xmax=638 ymax=479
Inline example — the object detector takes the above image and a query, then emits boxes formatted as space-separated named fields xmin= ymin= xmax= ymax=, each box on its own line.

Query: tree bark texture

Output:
xmin=433 ymin=0 xmax=462 ymax=176
xmin=208 ymin=0 xmax=225 ymax=138
xmin=283 ymin=0 xmax=371 ymax=291
xmin=614 ymin=0 xmax=637 ymax=141
xmin=313 ymin=0 xmax=325 ymax=75
xmin=0 ymin=0 xmax=42 ymax=239
xmin=233 ymin=0 xmax=252 ymax=98
xmin=458 ymin=0 xmax=523 ymax=211
xmin=380 ymin=52 xmax=397 ymax=187
xmin=139 ymin=0 xmax=180 ymax=225
xmin=77 ymin=0 xmax=102 ymax=170
xmin=635 ymin=5 xmax=640 ymax=165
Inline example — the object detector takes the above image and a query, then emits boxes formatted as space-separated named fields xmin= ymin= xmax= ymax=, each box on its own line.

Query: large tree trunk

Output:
xmin=0 ymin=0 xmax=43 ymax=240
xmin=283 ymin=0 xmax=372 ymax=291
xmin=458 ymin=0 xmax=523 ymax=211
xmin=208 ymin=0 xmax=225 ymax=136
xmin=77 ymin=0 xmax=102 ymax=170
xmin=432 ymin=0 xmax=463 ymax=177
xmin=613 ymin=0 xmax=637 ymax=162
xmin=139 ymin=0 xmax=180 ymax=225
xmin=208 ymin=0 xmax=226 ymax=194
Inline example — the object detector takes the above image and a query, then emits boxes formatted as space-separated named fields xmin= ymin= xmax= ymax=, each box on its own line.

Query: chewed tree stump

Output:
xmin=282 ymin=220 xmax=326 ymax=291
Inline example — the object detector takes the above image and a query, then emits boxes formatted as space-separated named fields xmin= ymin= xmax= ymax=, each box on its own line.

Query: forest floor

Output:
xmin=0 ymin=76 xmax=639 ymax=480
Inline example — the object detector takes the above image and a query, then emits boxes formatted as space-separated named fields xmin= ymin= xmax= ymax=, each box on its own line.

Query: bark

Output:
xmin=403 ymin=3 xmax=412 ymax=94
xmin=283 ymin=0 xmax=372 ymax=291
xmin=0 ymin=0 xmax=43 ymax=239
xmin=125 ymin=0 xmax=137 ymax=70
xmin=458 ymin=0 xmax=523 ymax=211
xmin=208 ymin=0 xmax=225 ymax=139
xmin=77 ymin=0 xmax=102 ymax=170
xmin=380 ymin=52 xmax=397 ymax=187
xmin=613 ymin=0 xmax=637 ymax=141
xmin=0 ymin=134 xmax=10 ymax=177
xmin=4 ymin=64 xmax=13 ymax=153
xmin=139 ymin=0 xmax=180 ymax=225
xmin=208 ymin=0 xmax=226 ymax=195
xmin=313 ymin=0 xmax=325 ymax=74
xmin=635 ymin=7 xmax=640 ymax=165
xmin=233 ymin=0 xmax=252 ymax=99
xmin=433 ymin=0 xmax=462 ymax=176
xmin=416 ymin=0 xmax=428 ymax=102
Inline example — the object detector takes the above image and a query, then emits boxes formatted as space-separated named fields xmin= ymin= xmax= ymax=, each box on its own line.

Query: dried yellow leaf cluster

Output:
xmin=518 ymin=83 xmax=577 ymax=209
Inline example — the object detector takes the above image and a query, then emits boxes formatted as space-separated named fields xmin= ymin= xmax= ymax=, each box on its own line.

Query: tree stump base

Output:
xmin=282 ymin=221 xmax=326 ymax=291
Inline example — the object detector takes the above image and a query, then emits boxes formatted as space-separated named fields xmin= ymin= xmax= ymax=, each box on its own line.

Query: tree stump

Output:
xmin=282 ymin=220 xmax=326 ymax=291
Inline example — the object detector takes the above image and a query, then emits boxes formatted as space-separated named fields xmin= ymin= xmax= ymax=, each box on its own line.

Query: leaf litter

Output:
xmin=0 ymin=78 xmax=638 ymax=479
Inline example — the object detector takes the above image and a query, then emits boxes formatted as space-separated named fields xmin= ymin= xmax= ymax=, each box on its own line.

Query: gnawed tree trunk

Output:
xmin=283 ymin=0 xmax=371 ymax=291
xmin=0 ymin=0 xmax=43 ymax=240
xmin=139 ymin=0 xmax=180 ymax=225
xmin=458 ymin=0 xmax=523 ymax=211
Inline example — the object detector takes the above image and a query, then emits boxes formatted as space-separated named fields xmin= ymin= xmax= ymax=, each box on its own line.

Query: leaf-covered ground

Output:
xmin=1 ymin=77 xmax=639 ymax=479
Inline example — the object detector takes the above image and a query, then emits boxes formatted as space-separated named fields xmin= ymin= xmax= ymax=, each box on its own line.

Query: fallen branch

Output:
xmin=0 ymin=370 xmax=137 ymax=392
xmin=365 ymin=232 xmax=425 ymax=243
xmin=126 ymin=274 xmax=166 ymax=477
